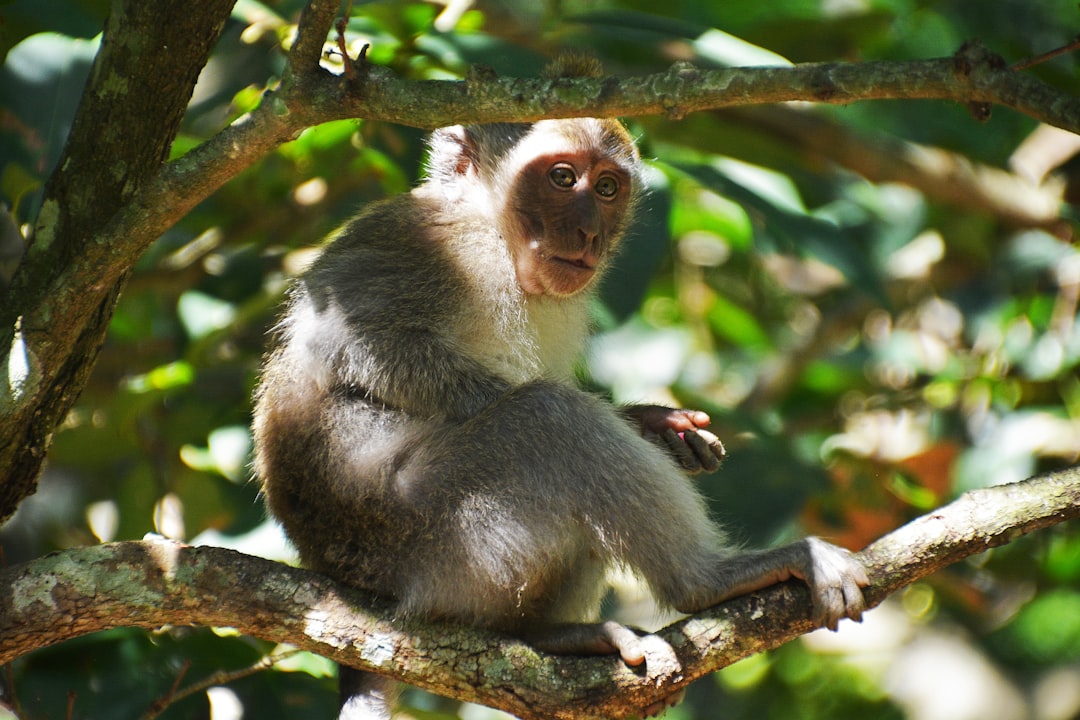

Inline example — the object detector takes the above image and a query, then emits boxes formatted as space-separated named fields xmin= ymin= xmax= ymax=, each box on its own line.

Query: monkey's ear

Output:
xmin=427 ymin=125 xmax=478 ymax=179
xmin=543 ymin=52 xmax=604 ymax=79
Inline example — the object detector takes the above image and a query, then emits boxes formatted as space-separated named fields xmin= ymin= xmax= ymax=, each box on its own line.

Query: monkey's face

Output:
xmin=502 ymin=147 xmax=634 ymax=298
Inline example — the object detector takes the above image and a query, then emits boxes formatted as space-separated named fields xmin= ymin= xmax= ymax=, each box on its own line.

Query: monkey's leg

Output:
xmin=398 ymin=380 xmax=865 ymax=663
xmin=672 ymin=537 xmax=870 ymax=631
xmin=393 ymin=381 xmax=729 ymax=662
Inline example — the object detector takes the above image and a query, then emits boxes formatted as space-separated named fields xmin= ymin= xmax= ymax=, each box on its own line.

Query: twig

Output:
xmin=335 ymin=16 xmax=354 ymax=78
xmin=140 ymin=649 xmax=300 ymax=720
xmin=1012 ymin=36 xmax=1080 ymax=71
xmin=140 ymin=659 xmax=190 ymax=720
xmin=333 ymin=1 xmax=369 ymax=81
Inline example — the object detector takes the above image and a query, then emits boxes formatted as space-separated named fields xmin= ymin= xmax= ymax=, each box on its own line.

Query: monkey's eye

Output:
xmin=549 ymin=165 xmax=577 ymax=189
xmin=594 ymin=175 xmax=619 ymax=198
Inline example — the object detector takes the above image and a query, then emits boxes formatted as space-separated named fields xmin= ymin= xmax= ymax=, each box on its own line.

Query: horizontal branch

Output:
xmin=317 ymin=41 xmax=1080 ymax=131
xmin=93 ymin=40 xmax=1080 ymax=298
xmin=3 ymin=466 xmax=1077 ymax=719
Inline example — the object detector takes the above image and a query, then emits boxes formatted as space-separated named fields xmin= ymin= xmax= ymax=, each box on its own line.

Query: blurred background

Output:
xmin=2 ymin=1 xmax=1080 ymax=718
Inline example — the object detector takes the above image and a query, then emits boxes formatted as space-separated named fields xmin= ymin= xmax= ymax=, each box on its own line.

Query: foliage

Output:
xmin=2 ymin=0 xmax=1080 ymax=718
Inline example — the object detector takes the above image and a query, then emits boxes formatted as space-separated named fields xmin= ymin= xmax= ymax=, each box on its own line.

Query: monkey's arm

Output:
xmin=622 ymin=404 xmax=726 ymax=474
xmin=344 ymin=326 xmax=513 ymax=421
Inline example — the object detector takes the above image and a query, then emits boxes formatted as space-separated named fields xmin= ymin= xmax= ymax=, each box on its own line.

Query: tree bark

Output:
xmin=0 ymin=0 xmax=236 ymax=519
xmin=3 ymin=466 xmax=1077 ymax=720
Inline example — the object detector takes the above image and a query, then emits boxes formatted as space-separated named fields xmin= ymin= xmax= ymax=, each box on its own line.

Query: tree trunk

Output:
xmin=0 ymin=0 xmax=236 ymax=519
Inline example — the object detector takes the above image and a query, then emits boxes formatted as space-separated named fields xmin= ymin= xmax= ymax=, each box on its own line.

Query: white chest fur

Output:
xmin=453 ymin=288 xmax=590 ymax=386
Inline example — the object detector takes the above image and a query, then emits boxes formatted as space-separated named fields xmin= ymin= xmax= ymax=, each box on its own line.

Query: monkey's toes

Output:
xmin=803 ymin=537 xmax=870 ymax=630
xmin=529 ymin=620 xmax=646 ymax=666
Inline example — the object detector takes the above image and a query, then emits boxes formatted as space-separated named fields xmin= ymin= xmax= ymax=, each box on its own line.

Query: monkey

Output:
xmin=252 ymin=62 xmax=869 ymax=720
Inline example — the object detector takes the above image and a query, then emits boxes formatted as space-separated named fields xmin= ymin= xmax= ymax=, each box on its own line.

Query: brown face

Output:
xmin=502 ymin=144 xmax=634 ymax=298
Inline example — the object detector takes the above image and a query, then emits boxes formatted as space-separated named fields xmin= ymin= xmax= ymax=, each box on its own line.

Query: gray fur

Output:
xmin=253 ymin=117 xmax=867 ymax=719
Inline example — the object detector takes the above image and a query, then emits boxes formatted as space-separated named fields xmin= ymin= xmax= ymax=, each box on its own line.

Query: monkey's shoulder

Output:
xmin=303 ymin=194 xmax=467 ymax=309
xmin=322 ymin=193 xmax=444 ymax=261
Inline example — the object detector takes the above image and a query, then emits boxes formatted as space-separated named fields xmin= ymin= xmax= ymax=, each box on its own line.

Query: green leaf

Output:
xmin=275 ymin=651 xmax=337 ymax=678
xmin=672 ymin=159 xmax=887 ymax=302
xmin=124 ymin=361 xmax=195 ymax=394
xmin=180 ymin=426 xmax=252 ymax=482
xmin=706 ymin=293 xmax=771 ymax=350
xmin=0 ymin=161 xmax=39 ymax=215
xmin=177 ymin=290 xmax=237 ymax=339
xmin=692 ymin=28 xmax=792 ymax=67
xmin=1003 ymin=590 xmax=1080 ymax=663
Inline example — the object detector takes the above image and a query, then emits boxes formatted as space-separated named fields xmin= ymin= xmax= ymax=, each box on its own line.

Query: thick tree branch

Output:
xmin=3 ymin=7 xmax=1079 ymax=522
xmin=307 ymin=41 xmax=1080 ymax=130
xmin=3 ymin=466 xmax=1077 ymax=720
xmin=73 ymin=42 xmax=1080 ymax=316
xmin=0 ymin=0 xmax=237 ymax=519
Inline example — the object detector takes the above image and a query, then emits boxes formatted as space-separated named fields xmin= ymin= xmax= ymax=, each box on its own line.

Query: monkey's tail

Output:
xmin=338 ymin=666 xmax=399 ymax=720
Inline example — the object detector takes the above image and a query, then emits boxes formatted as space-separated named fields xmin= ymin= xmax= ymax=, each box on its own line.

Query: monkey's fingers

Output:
xmin=659 ymin=428 xmax=701 ymax=472
xmin=658 ymin=428 xmax=725 ymax=474
xmin=684 ymin=428 xmax=726 ymax=472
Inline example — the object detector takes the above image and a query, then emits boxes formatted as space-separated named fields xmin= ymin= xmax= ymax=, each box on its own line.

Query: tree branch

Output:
xmin=68 ymin=41 xmax=1080 ymax=297
xmin=287 ymin=0 xmax=342 ymax=74
xmin=3 ymin=466 xmax=1077 ymax=720
xmin=3 ymin=9 xmax=1079 ymax=521
xmin=71 ymin=41 xmax=1080 ymax=316
xmin=0 ymin=0 xmax=236 ymax=519
xmin=313 ymin=41 xmax=1080 ymax=130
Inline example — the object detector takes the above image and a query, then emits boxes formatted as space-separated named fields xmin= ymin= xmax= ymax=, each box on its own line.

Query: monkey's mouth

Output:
xmin=542 ymin=253 xmax=598 ymax=296
xmin=550 ymin=252 xmax=598 ymax=272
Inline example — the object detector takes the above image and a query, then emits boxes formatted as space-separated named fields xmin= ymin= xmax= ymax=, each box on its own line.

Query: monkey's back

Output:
xmin=253 ymin=192 xmax=599 ymax=620
xmin=254 ymin=194 xmax=461 ymax=593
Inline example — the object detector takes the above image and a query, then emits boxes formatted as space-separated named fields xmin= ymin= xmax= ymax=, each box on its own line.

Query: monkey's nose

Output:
xmin=577 ymin=227 xmax=599 ymax=249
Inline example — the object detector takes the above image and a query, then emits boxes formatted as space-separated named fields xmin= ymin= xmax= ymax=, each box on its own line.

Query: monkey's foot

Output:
xmin=802 ymin=536 xmax=870 ymax=630
xmin=530 ymin=623 xmax=688 ymax=717
xmin=527 ymin=620 xmax=647 ymax=666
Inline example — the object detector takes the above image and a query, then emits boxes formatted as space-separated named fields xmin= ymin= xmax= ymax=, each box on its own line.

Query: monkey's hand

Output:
xmin=624 ymin=404 xmax=726 ymax=474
